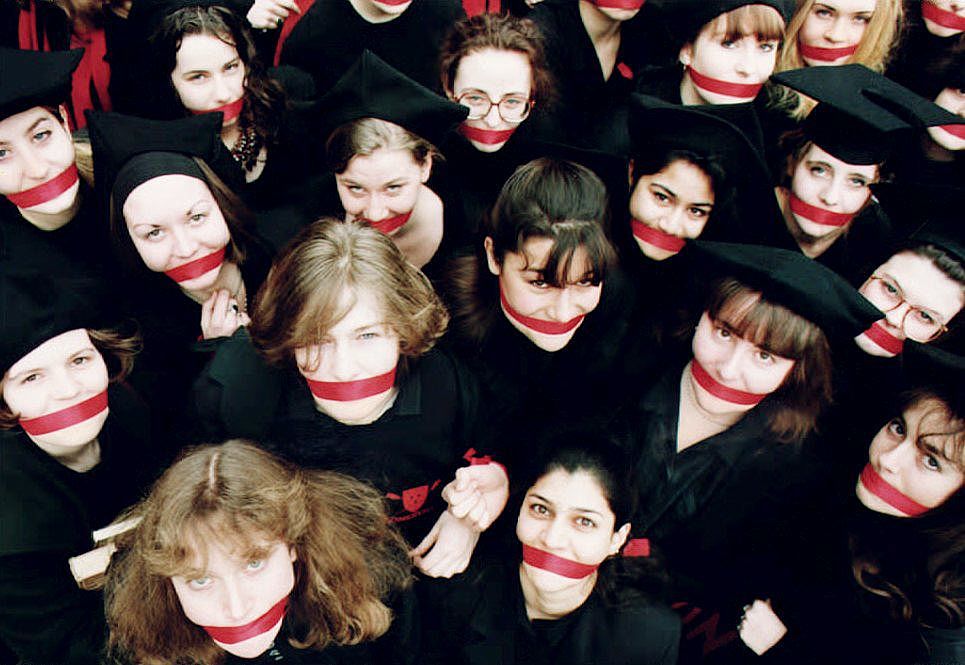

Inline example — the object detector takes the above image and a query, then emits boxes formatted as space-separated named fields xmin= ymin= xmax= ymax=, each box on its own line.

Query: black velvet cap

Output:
xmin=871 ymin=182 xmax=965 ymax=265
xmin=665 ymin=0 xmax=795 ymax=43
xmin=318 ymin=50 xmax=467 ymax=149
xmin=693 ymin=241 xmax=883 ymax=337
xmin=772 ymin=65 xmax=964 ymax=164
xmin=86 ymin=111 xmax=234 ymax=207
xmin=902 ymin=343 xmax=965 ymax=420
xmin=0 ymin=47 xmax=83 ymax=120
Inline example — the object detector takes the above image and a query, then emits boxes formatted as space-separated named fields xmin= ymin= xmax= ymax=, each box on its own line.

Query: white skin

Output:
xmin=0 ymin=104 xmax=80 ymax=229
xmin=348 ymin=0 xmax=412 ymax=24
xmin=921 ymin=0 xmax=965 ymax=37
xmin=628 ymin=159 xmax=714 ymax=261
xmin=246 ymin=0 xmax=300 ymax=29
xmin=927 ymin=87 xmax=965 ymax=152
xmin=2 ymin=329 xmax=109 ymax=472
xmin=781 ymin=143 xmax=877 ymax=258
xmin=123 ymin=174 xmax=249 ymax=339
xmin=516 ymin=468 xmax=630 ymax=619
xmin=798 ymin=0 xmax=876 ymax=66
xmin=448 ymin=48 xmax=533 ymax=154
xmin=578 ymin=1 xmax=639 ymax=81
xmin=171 ymin=34 xmax=245 ymax=128
xmin=679 ymin=13 xmax=782 ymax=105
xmin=485 ymin=236 xmax=603 ymax=352
xmin=335 ymin=147 xmax=441 ymax=268
xmin=171 ymin=537 xmax=296 ymax=660
xmin=854 ymin=252 xmax=964 ymax=357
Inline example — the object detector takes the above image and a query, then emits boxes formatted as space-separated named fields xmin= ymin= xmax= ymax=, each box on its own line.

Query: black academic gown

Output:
xmin=0 ymin=383 xmax=163 ymax=665
xmin=278 ymin=0 xmax=464 ymax=94
xmin=419 ymin=557 xmax=681 ymax=665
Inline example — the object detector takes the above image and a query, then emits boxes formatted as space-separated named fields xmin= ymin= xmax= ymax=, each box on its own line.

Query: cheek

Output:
xmin=750 ymin=361 xmax=795 ymax=393
xmin=171 ymin=583 xmax=215 ymax=626
xmin=842 ymin=188 xmax=871 ymax=213
xmin=129 ymin=236 xmax=169 ymax=271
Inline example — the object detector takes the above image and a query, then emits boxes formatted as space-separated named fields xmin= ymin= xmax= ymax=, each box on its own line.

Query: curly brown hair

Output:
xmin=104 ymin=440 xmax=412 ymax=665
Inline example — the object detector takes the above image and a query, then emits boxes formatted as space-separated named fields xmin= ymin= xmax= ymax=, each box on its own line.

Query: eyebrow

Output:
xmin=651 ymin=182 xmax=713 ymax=208
xmin=529 ymin=493 xmax=605 ymax=517
xmin=7 ymin=346 xmax=95 ymax=379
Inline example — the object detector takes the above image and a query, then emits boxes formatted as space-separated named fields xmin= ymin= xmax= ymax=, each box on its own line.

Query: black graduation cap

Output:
xmin=871 ymin=182 xmax=965 ymax=265
xmin=665 ymin=0 xmax=795 ymax=44
xmin=318 ymin=50 xmax=468 ymax=149
xmin=693 ymin=241 xmax=884 ymax=338
xmin=772 ymin=65 xmax=965 ymax=165
xmin=86 ymin=111 xmax=240 ymax=207
xmin=0 ymin=265 xmax=104 ymax=373
xmin=0 ymin=47 xmax=83 ymax=120
xmin=901 ymin=343 xmax=965 ymax=421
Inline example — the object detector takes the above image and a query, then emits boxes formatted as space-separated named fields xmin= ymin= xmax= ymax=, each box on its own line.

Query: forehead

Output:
xmin=505 ymin=236 xmax=593 ymax=277
xmin=877 ymin=252 xmax=965 ymax=317
xmin=527 ymin=468 xmax=612 ymax=514
xmin=453 ymin=48 xmax=533 ymax=94
xmin=801 ymin=144 xmax=878 ymax=177
xmin=327 ymin=287 xmax=387 ymax=335
xmin=340 ymin=147 xmax=422 ymax=182
xmin=639 ymin=159 xmax=715 ymax=200
xmin=0 ymin=106 xmax=63 ymax=140
xmin=175 ymin=32 xmax=239 ymax=69
xmin=7 ymin=328 xmax=93 ymax=376
xmin=123 ymin=174 xmax=213 ymax=224
xmin=812 ymin=0 xmax=877 ymax=12
xmin=179 ymin=527 xmax=279 ymax=572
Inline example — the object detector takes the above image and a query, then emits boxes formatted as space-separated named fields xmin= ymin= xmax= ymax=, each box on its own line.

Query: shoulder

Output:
xmin=571 ymin=595 xmax=681 ymax=664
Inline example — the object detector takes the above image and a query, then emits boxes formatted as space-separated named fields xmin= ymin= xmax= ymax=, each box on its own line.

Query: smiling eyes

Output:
xmin=528 ymin=502 xmax=597 ymax=530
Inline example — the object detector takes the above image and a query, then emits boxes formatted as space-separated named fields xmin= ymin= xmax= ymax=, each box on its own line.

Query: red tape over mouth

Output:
xmin=20 ymin=390 xmax=108 ymax=436
xmin=500 ymin=287 xmax=585 ymax=336
xmin=859 ymin=464 xmax=929 ymax=516
xmin=306 ymin=367 xmax=397 ymax=402
xmin=458 ymin=123 xmax=516 ymax=145
xmin=922 ymin=0 xmax=965 ymax=30
xmin=798 ymin=42 xmax=859 ymax=62
xmin=789 ymin=193 xmax=856 ymax=228
xmin=164 ymin=247 xmax=226 ymax=283
xmin=522 ymin=544 xmax=598 ymax=579
xmin=686 ymin=66 xmax=763 ymax=100
xmin=192 ymin=97 xmax=245 ymax=125
xmin=591 ymin=0 xmax=645 ymax=8
xmin=631 ymin=218 xmax=686 ymax=253
xmin=6 ymin=164 xmax=79 ymax=209
xmin=360 ymin=211 xmax=411 ymax=235
xmin=863 ymin=322 xmax=904 ymax=355
xmin=374 ymin=0 xmax=411 ymax=5
xmin=937 ymin=123 xmax=965 ymax=139
xmin=203 ymin=596 xmax=288 ymax=645
xmin=691 ymin=359 xmax=768 ymax=406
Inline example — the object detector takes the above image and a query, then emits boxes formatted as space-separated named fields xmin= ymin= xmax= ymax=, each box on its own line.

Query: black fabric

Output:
xmin=661 ymin=0 xmax=795 ymax=44
xmin=873 ymin=181 xmax=965 ymax=264
xmin=419 ymin=556 xmax=681 ymax=665
xmin=0 ymin=46 xmax=82 ymax=119
xmin=279 ymin=0 xmax=465 ymax=95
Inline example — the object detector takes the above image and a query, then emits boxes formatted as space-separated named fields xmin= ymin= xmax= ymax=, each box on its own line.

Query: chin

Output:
xmin=519 ymin=327 xmax=580 ymax=353
xmin=215 ymin=619 xmax=283 ymax=659
xmin=854 ymin=476 xmax=905 ymax=516
xmin=21 ymin=181 xmax=80 ymax=219
xmin=802 ymin=56 xmax=847 ymax=67
xmin=29 ymin=408 xmax=110 ymax=450
xmin=792 ymin=214 xmax=844 ymax=241
xmin=635 ymin=238 xmax=679 ymax=262
xmin=469 ymin=139 xmax=507 ymax=154
xmin=923 ymin=19 xmax=963 ymax=38
xmin=927 ymin=127 xmax=965 ymax=152
xmin=171 ymin=264 xmax=223 ymax=291
xmin=316 ymin=393 xmax=392 ymax=425
xmin=853 ymin=331 xmax=899 ymax=358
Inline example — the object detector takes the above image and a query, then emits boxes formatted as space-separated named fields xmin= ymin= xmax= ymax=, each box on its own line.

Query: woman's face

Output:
xmin=295 ymin=288 xmax=401 ymax=425
xmin=0 ymin=105 xmax=78 ymax=221
xmin=171 ymin=536 xmax=296 ymax=659
xmin=450 ymin=48 xmax=533 ymax=153
xmin=171 ymin=33 xmax=246 ymax=125
xmin=680 ymin=22 xmax=780 ymax=104
xmin=788 ymin=143 xmax=876 ymax=240
xmin=921 ymin=0 xmax=965 ymax=37
xmin=2 ymin=329 xmax=109 ymax=455
xmin=123 ymin=174 xmax=232 ymax=290
xmin=926 ymin=87 xmax=965 ymax=152
xmin=856 ymin=400 xmax=964 ymax=516
xmin=629 ymin=159 xmax=714 ymax=260
xmin=799 ymin=0 xmax=876 ymax=66
xmin=486 ymin=236 xmax=603 ymax=352
xmin=516 ymin=468 xmax=628 ymax=592
xmin=855 ymin=252 xmax=964 ymax=355
xmin=335 ymin=148 xmax=430 ymax=226
xmin=690 ymin=311 xmax=796 ymax=415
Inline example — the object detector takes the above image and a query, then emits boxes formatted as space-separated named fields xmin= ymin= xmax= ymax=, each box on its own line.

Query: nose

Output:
xmin=716 ymin=344 xmax=745 ymax=382
xmin=50 ymin=368 xmax=83 ymax=401
xmin=824 ymin=17 xmax=847 ymax=43
xmin=540 ymin=517 xmax=567 ymax=551
xmin=213 ymin=75 xmax=234 ymax=105
xmin=733 ymin=47 xmax=753 ymax=77
xmin=882 ymin=302 xmax=910 ymax=334
xmin=483 ymin=104 xmax=502 ymax=129
xmin=818 ymin=180 xmax=841 ymax=207
xmin=547 ymin=287 xmax=581 ymax=322
xmin=170 ymin=225 xmax=201 ymax=259
xmin=326 ymin=342 xmax=358 ymax=382
xmin=363 ymin=194 xmax=388 ymax=222
xmin=877 ymin=438 xmax=911 ymax=476
xmin=220 ymin=578 xmax=251 ymax=623
xmin=657 ymin=207 xmax=684 ymax=236
xmin=20 ymin=146 xmax=50 ymax=181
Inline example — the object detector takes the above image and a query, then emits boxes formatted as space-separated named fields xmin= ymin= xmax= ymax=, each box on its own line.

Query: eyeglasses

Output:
xmin=864 ymin=274 xmax=949 ymax=342
xmin=455 ymin=90 xmax=533 ymax=123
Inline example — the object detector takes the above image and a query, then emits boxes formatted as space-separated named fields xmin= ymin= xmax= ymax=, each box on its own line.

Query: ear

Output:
xmin=609 ymin=522 xmax=631 ymax=556
xmin=678 ymin=43 xmax=693 ymax=67
xmin=627 ymin=159 xmax=635 ymax=190
xmin=419 ymin=153 xmax=433 ymax=184
xmin=58 ymin=104 xmax=73 ymax=139
xmin=288 ymin=546 xmax=298 ymax=563
xmin=484 ymin=236 xmax=501 ymax=276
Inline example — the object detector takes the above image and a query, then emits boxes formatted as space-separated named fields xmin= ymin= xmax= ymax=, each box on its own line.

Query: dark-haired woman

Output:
xmin=420 ymin=430 xmax=681 ymax=665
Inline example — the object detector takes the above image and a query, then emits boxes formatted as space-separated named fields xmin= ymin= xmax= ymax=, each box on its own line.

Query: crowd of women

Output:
xmin=0 ymin=0 xmax=962 ymax=662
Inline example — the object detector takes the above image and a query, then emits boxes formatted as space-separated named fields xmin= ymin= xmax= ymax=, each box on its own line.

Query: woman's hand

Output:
xmin=246 ymin=0 xmax=300 ymax=30
xmin=201 ymin=289 xmax=250 ymax=340
xmin=739 ymin=599 xmax=787 ymax=656
xmin=410 ymin=511 xmax=481 ymax=578
xmin=442 ymin=463 xmax=509 ymax=532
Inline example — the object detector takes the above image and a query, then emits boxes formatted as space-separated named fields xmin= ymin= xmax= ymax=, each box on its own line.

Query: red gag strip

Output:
xmin=203 ymin=597 xmax=288 ymax=645
xmin=522 ymin=544 xmax=598 ymax=579
xmin=361 ymin=210 xmax=412 ymax=235
xmin=937 ymin=124 xmax=965 ymax=139
xmin=164 ymin=247 xmax=226 ymax=283
xmin=862 ymin=322 xmax=904 ymax=355
xmin=191 ymin=97 xmax=244 ymax=125
xmin=631 ymin=218 xmax=686 ymax=253
xmin=273 ymin=0 xmax=317 ymax=66
xmin=921 ymin=0 xmax=965 ymax=30
xmin=458 ymin=123 xmax=516 ymax=145
xmin=859 ymin=464 xmax=929 ymax=517
xmin=374 ymin=0 xmax=412 ymax=5
xmin=789 ymin=193 xmax=855 ymax=228
xmin=20 ymin=390 xmax=108 ymax=436
xmin=499 ymin=287 xmax=585 ymax=336
xmin=306 ymin=367 xmax=397 ymax=402
xmin=686 ymin=66 xmax=762 ymax=100
xmin=592 ymin=0 xmax=645 ymax=9
xmin=798 ymin=42 xmax=859 ymax=62
xmin=6 ymin=164 xmax=79 ymax=209
xmin=691 ymin=360 xmax=768 ymax=406
xmin=622 ymin=538 xmax=650 ymax=557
